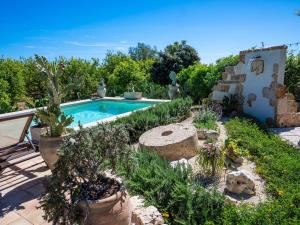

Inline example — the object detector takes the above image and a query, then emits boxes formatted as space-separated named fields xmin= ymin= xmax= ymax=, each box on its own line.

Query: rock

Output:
xmin=131 ymin=196 xmax=164 ymax=225
xmin=139 ymin=123 xmax=199 ymax=161
xmin=225 ymin=170 xmax=256 ymax=195
xmin=233 ymin=156 xmax=244 ymax=165
xmin=206 ymin=130 xmax=219 ymax=140
xmin=197 ymin=128 xmax=208 ymax=140
xmin=170 ymin=158 xmax=189 ymax=168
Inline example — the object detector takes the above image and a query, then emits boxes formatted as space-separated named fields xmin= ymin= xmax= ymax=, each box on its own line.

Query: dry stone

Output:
xmin=225 ymin=170 xmax=256 ymax=195
xmin=139 ymin=123 xmax=199 ymax=161
xmin=206 ymin=130 xmax=219 ymax=140
xmin=170 ymin=158 xmax=189 ymax=168
xmin=131 ymin=196 xmax=164 ymax=225
xmin=197 ymin=128 xmax=208 ymax=140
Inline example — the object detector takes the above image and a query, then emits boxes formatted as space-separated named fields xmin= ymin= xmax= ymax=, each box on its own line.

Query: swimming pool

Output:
xmin=62 ymin=99 xmax=155 ymax=128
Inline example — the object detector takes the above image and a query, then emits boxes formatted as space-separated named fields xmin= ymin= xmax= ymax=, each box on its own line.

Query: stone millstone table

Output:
xmin=139 ymin=123 xmax=199 ymax=161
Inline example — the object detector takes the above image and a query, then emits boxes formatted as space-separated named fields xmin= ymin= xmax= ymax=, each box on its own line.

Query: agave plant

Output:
xmin=35 ymin=55 xmax=73 ymax=137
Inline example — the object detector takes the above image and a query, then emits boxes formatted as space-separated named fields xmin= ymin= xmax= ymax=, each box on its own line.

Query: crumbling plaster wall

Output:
xmin=241 ymin=47 xmax=286 ymax=124
xmin=212 ymin=46 xmax=300 ymax=127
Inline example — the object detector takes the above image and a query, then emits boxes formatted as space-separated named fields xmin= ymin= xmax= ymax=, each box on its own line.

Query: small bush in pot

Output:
xmin=40 ymin=123 xmax=133 ymax=225
xmin=35 ymin=55 xmax=74 ymax=169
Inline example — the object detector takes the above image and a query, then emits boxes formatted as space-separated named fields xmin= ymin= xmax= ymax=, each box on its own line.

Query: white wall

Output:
xmin=242 ymin=49 xmax=286 ymax=123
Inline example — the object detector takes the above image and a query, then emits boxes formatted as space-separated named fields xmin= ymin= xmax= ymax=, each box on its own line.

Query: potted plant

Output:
xmin=124 ymin=82 xmax=142 ymax=100
xmin=30 ymin=115 xmax=48 ymax=144
xmin=35 ymin=55 xmax=74 ymax=170
xmin=40 ymin=124 xmax=133 ymax=225
xmin=20 ymin=97 xmax=49 ymax=144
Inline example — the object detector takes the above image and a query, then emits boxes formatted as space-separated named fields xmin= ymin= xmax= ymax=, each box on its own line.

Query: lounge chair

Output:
xmin=0 ymin=111 xmax=37 ymax=170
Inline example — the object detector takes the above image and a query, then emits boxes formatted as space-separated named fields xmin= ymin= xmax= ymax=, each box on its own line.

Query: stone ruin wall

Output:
xmin=212 ymin=46 xmax=300 ymax=128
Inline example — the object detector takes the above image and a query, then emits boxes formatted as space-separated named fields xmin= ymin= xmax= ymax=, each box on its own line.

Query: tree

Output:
xmin=107 ymin=58 xmax=146 ymax=95
xmin=297 ymin=10 xmax=300 ymax=16
xmin=285 ymin=52 xmax=300 ymax=101
xmin=177 ymin=64 xmax=218 ymax=102
xmin=151 ymin=41 xmax=200 ymax=85
xmin=0 ymin=58 xmax=25 ymax=110
xmin=0 ymin=78 xmax=11 ymax=113
xmin=60 ymin=58 xmax=101 ymax=101
xmin=214 ymin=55 xmax=239 ymax=76
xmin=129 ymin=43 xmax=158 ymax=61
xmin=23 ymin=57 xmax=48 ymax=100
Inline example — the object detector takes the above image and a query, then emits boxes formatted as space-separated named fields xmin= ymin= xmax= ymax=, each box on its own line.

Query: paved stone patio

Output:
xmin=271 ymin=127 xmax=300 ymax=148
xmin=0 ymin=155 xmax=51 ymax=225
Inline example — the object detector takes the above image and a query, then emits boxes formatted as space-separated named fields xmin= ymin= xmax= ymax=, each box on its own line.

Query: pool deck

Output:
xmin=0 ymin=155 xmax=51 ymax=225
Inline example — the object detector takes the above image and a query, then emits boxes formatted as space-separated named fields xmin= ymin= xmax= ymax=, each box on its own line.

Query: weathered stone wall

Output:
xmin=212 ymin=46 xmax=300 ymax=127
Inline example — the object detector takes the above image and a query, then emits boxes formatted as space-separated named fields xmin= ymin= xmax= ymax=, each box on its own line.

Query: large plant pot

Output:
xmin=97 ymin=86 xmax=106 ymax=98
xmin=30 ymin=125 xmax=48 ymax=144
xmin=168 ymin=85 xmax=180 ymax=99
xmin=124 ymin=92 xmax=142 ymax=100
xmin=78 ymin=191 xmax=132 ymax=225
xmin=39 ymin=136 xmax=64 ymax=170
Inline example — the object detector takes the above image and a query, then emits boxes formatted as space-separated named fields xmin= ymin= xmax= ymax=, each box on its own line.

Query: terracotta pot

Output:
xmin=78 ymin=191 xmax=132 ymax=225
xmin=124 ymin=92 xmax=142 ymax=100
xmin=39 ymin=136 xmax=64 ymax=170
xmin=30 ymin=126 xmax=48 ymax=144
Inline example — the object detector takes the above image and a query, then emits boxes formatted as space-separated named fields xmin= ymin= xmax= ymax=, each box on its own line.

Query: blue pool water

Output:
xmin=62 ymin=100 xmax=154 ymax=127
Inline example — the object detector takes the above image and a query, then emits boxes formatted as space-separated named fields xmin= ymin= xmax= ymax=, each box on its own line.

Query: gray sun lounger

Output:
xmin=0 ymin=111 xmax=37 ymax=170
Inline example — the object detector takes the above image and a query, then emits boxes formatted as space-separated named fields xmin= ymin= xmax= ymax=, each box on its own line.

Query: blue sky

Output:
xmin=0 ymin=0 xmax=299 ymax=64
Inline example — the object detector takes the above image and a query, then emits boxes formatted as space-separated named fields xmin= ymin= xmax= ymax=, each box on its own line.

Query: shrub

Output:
xmin=224 ymin=138 xmax=249 ymax=160
xmin=23 ymin=57 xmax=48 ymax=100
xmin=113 ymin=98 xmax=193 ymax=143
xmin=108 ymin=58 xmax=146 ymax=95
xmin=0 ymin=78 xmax=11 ymax=113
xmin=197 ymin=143 xmax=225 ymax=178
xmin=40 ymin=123 xmax=131 ymax=224
xmin=225 ymin=118 xmax=300 ymax=224
xmin=139 ymin=81 xmax=168 ymax=99
xmin=117 ymin=149 xmax=226 ymax=225
xmin=214 ymin=55 xmax=239 ymax=76
xmin=222 ymin=94 xmax=239 ymax=116
xmin=177 ymin=64 xmax=219 ymax=103
xmin=0 ymin=58 xmax=25 ymax=109
xmin=60 ymin=58 xmax=101 ymax=101
xmin=193 ymin=107 xmax=219 ymax=130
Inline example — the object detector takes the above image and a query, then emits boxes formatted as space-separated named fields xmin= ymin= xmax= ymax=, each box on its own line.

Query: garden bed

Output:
xmin=117 ymin=117 xmax=300 ymax=224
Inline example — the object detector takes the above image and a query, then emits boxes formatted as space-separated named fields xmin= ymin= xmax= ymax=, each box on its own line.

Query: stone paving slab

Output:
xmin=0 ymin=155 xmax=51 ymax=225
xmin=271 ymin=127 xmax=300 ymax=148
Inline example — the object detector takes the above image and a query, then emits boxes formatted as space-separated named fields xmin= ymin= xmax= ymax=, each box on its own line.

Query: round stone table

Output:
xmin=139 ymin=123 xmax=199 ymax=161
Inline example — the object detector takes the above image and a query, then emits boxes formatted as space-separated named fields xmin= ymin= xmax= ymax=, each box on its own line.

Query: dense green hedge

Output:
xmin=113 ymin=98 xmax=193 ymax=143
